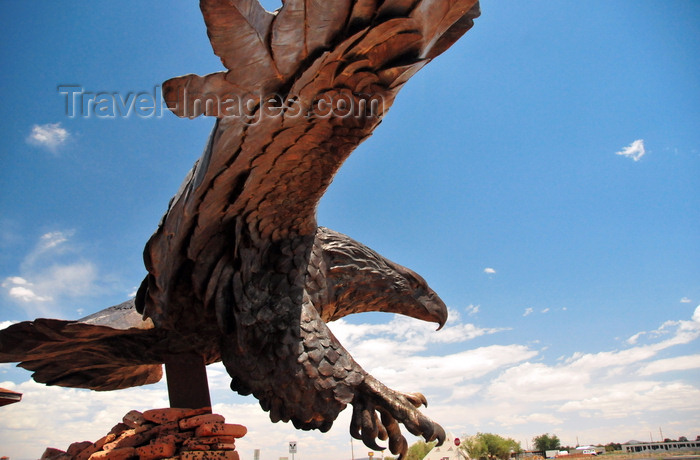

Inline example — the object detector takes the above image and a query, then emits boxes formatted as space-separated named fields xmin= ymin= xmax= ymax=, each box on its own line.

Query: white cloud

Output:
xmin=680 ymin=297 xmax=692 ymax=303
xmin=4 ymin=276 xmax=29 ymax=286
xmin=558 ymin=381 xmax=700 ymax=419
xmin=488 ymin=361 xmax=590 ymax=403
xmin=328 ymin=309 xmax=508 ymax=360
xmin=523 ymin=307 xmax=533 ymax=316
xmin=483 ymin=267 xmax=496 ymax=274
xmin=1 ymin=276 xmax=53 ymax=303
xmin=26 ymin=123 xmax=70 ymax=152
xmin=466 ymin=304 xmax=480 ymax=316
xmin=493 ymin=411 xmax=564 ymax=428
xmin=3 ymin=262 xmax=97 ymax=306
xmin=2 ymin=276 xmax=53 ymax=302
xmin=38 ymin=231 xmax=70 ymax=251
xmin=0 ymin=379 xmax=168 ymax=459
xmin=41 ymin=263 xmax=98 ymax=297
xmin=23 ymin=230 xmax=74 ymax=267
xmin=486 ymin=307 xmax=700 ymax=423
xmin=5 ymin=282 xmax=53 ymax=302
xmin=325 ymin=311 xmax=523 ymax=397
xmin=541 ymin=308 xmax=550 ymax=314
xmin=637 ymin=354 xmax=700 ymax=376
xmin=626 ymin=310 xmax=700 ymax=346
xmin=615 ymin=139 xmax=646 ymax=161
xmin=627 ymin=331 xmax=643 ymax=345
xmin=2 ymin=230 xmax=100 ymax=316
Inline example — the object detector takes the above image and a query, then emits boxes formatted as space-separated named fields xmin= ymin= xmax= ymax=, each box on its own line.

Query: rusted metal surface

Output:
xmin=0 ymin=0 xmax=481 ymax=457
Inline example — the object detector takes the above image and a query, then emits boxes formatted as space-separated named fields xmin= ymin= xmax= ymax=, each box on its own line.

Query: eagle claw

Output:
xmin=351 ymin=375 xmax=445 ymax=459
xmin=404 ymin=392 xmax=428 ymax=408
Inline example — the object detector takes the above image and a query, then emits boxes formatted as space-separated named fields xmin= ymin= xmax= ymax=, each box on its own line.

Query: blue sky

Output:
xmin=1 ymin=1 xmax=699 ymax=459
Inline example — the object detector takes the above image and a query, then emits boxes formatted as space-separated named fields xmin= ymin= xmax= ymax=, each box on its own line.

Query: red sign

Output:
xmin=454 ymin=438 xmax=461 ymax=447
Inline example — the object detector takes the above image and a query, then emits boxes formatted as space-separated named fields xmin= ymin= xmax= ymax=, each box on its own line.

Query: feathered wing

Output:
xmin=147 ymin=0 xmax=480 ymax=325
xmin=0 ymin=300 xmax=163 ymax=391
xmin=201 ymin=0 xmax=282 ymax=94
xmin=271 ymin=0 xmax=354 ymax=78
xmin=165 ymin=0 xmax=482 ymax=230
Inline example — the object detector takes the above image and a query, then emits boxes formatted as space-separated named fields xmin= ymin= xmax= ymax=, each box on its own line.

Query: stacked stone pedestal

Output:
xmin=41 ymin=408 xmax=246 ymax=460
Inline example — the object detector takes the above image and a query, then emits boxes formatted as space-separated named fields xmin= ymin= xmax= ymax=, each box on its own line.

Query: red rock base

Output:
xmin=40 ymin=408 xmax=246 ymax=460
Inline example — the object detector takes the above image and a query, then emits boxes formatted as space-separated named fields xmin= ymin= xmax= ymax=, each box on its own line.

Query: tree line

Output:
xmin=394 ymin=432 xmax=626 ymax=460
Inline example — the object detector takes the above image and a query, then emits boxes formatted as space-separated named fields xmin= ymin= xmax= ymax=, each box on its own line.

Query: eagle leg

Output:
xmin=351 ymin=374 xmax=445 ymax=459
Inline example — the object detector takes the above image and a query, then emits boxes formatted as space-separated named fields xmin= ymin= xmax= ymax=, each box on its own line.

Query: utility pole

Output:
xmin=351 ymin=437 xmax=355 ymax=460
xmin=659 ymin=428 xmax=664 ymax=441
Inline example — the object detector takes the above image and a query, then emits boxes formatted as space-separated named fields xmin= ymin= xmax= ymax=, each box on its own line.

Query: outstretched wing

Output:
xmin=0 ymin=300 xmax=163 ymax=390
xmin=142 ymin=0 xmax=480 ymax=326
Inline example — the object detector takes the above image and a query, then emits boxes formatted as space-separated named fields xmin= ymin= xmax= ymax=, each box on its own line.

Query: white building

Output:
xmin=622 ymin=439 xmax=700 ymax=453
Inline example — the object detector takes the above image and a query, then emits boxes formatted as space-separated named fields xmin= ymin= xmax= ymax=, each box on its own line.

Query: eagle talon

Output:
xmin=403 ymin=391 xmax=428 ymax=408
xmin=380 ymin=409 xmax=408 ymax=458
xmin=351 ymin=375 xmax=445 ymax=459
xmin=350 ymin=400 xmax=386 ymax=451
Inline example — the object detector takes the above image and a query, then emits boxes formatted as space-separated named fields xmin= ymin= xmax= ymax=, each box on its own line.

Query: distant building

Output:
xmin=622 ymin=439 xmax=700 ymax=453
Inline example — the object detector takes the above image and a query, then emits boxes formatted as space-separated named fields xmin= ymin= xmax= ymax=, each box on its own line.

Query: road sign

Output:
xmin=454 ymin=438 xmax=461 ymax=446
xmin=368 ymin=452 xmax=374 ymax=457
xmin=289 ymin=442 xmax=297 ymax=454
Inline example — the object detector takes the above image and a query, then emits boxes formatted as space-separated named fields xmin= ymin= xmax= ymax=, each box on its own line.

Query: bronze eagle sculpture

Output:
xmin=0 ymin=0 xmax=480 ymax=457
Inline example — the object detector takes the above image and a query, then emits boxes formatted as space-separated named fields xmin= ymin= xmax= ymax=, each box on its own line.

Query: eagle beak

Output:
xmin=423 ymin=291 xmax=448 ymax=331
xmin=391 ymin=263 xmax=448 ymax=330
